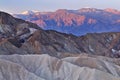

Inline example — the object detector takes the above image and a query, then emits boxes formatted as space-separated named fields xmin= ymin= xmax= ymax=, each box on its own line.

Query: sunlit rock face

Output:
xmin=14 ymin=8 xmax=120 ymax=36
xmin=0 ymin=54 xmax=119 ymax=80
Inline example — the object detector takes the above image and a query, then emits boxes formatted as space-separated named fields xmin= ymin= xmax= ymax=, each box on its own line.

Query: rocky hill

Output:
xmin=14 ymin=8 xmax=120 ymax=36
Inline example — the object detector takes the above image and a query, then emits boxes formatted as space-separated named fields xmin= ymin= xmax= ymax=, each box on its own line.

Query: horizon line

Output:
xmin=1 ymin=7 xmax=120 ymax=14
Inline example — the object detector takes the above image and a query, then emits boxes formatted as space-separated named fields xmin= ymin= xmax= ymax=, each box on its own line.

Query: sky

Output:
xmin=0 ymin=0 xmax=120 ymax=14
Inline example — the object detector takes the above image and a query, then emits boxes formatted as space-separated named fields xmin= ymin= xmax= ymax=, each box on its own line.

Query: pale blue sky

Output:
xmin=0 ymin=0 xmax=120 ymax=14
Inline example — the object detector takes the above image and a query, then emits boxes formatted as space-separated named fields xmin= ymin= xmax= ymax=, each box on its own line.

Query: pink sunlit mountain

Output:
xmin=14 ymin=8 xmax=120 ymax=36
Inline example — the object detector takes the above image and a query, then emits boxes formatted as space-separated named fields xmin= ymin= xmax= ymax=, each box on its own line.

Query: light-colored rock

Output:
xmin=0 ymin=54 xmax=119 ymax=80
xmin=0 ymin=59 xmax=45 ymax=80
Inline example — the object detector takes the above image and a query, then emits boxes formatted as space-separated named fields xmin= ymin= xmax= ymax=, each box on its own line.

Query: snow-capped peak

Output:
xmin=21 ymin=10 xmax=39 ymax=15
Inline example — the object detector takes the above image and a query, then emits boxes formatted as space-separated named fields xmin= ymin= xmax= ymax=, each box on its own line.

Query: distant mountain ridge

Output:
xmin=14 ymin=8 xmax=120 ymax=36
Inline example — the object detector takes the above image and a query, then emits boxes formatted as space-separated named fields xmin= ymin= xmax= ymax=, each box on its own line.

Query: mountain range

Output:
xmin=14 ymin=8 xmax=120 ymax=36
xmin=0 ymin=11 xmax=120 ymax=80
xmin=0 ymin=11 xmax=120 ymax=57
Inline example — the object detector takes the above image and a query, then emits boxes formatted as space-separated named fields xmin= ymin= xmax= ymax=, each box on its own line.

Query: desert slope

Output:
xmin=0 ymin=54 xmax=119 ymax=80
